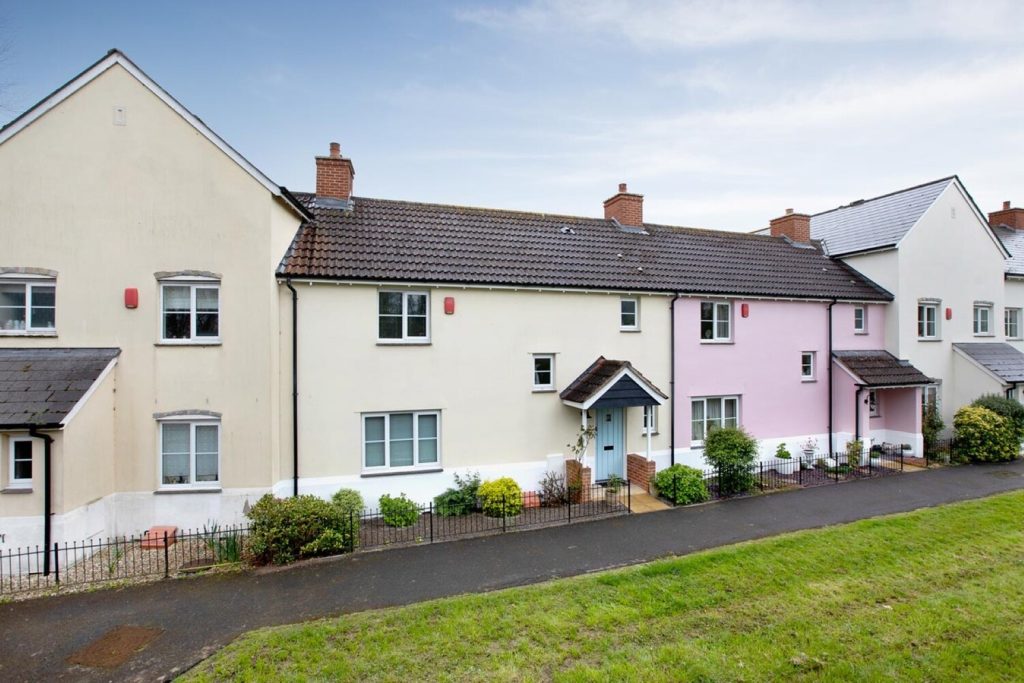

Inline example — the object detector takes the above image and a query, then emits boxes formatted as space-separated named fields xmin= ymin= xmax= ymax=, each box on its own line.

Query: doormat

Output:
xmin=67 ymin=625 xmax=164 ymax=669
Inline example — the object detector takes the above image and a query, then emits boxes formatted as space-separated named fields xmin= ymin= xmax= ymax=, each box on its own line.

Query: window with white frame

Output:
xmin=801 ymin=352 xmax=816 ymax=381
xmin=161 ymin=283 xmax=219 ymax=342
xmin=160 ymin=420 xmax=220 ymax=487
xmin=853 ymin=306 xmax=867 ymax=334
xmin=9 ymin=438 xmax=33 ymax=487
xmin=917 ymin=302 xmax=938 ymax=339
xmin=690 ymin=396 xmax=739 ymax=445
xmin=532 ymin=354 xmax=554 ymax=390
xmin=620 ymin=298 xmax=639 ymax=331
xmin=642 ymin=405 xmax=658 ymax=435
xmin=378 ymin=291 xmax=429 ymax=342
xmin=974 ymin=304 xmax=993 ymax=336
xmin=700 ymin=301 xmax=731 ymax=341
xmin=362 ymin=411 xmax=440 ymax=471
xmin=0 ymin=281 xmax=55 ymax=333
xmin=1006 ymin=308 xmax=1021 ymax=340
xmin=868 ymin=391 xmax=880 ymax=417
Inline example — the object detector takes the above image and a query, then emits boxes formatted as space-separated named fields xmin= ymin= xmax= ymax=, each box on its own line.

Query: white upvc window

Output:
xmin=853 ymin=306 xmax=867 ymax=334
xmin=690 ymin=396 xmax=739 ymax=445
xmin=0 ymin=281 xmax=56 ymax=333
xmin=378 ymin=291 xmax=430 ymax=342
xmin=801 ymin=352 xmax=816 ymax=381
xmin=642 ymin=405 xmax=658 ymax=435
xmin=1006 ymin=308 xmax=1021 ymax=340
xmin=532 ymin=354 xmax=555 ymax=391
xmin=974 ymin=304 xmax=993 ymax=336
xmin=620 ymin=298 xmax=639 ymax=331
xmin=160 ymin=283 xmax=220 ymax=342
xmin=159 ymin=419 xmax=220 ymax=488
xmin=362 ymin=411 xmax=440 ymax=471
xmin=868 ymin=390 xmax=880 ymax=417
xmin=700 ymin=301 xmax=732 ymax=341
xmin=917 ymin=302 xmax=939 ymax=340
xmin=9 ymin=438 xmax=33 ymax=488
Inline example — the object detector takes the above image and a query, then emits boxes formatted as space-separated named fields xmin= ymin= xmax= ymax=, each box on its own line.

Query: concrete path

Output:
xmin=2 ymin=461 xmax=1023 ymax=682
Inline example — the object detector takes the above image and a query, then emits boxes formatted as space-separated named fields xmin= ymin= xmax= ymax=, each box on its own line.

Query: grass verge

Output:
xmin=183 ymin=491 xmax=1024 ymax=682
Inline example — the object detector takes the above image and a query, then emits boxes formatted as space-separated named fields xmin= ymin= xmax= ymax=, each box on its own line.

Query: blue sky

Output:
xmin=2 ymin=1 xmax=1023 ymax=230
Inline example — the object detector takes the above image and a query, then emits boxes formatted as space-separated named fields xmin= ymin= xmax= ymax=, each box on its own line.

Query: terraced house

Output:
xmin=1 ymin=51 xmax=934 ymax=551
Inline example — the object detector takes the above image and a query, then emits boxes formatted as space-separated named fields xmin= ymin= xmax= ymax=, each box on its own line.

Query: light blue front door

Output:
xmin=594 ymin=407 xmax=625 ymax=481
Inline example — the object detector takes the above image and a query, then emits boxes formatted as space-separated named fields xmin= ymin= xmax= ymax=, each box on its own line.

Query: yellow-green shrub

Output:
xmin=478 ymin=477 xmax=524 ymax=517
xmin=953 ymin=405 xmax=1019 ymax=463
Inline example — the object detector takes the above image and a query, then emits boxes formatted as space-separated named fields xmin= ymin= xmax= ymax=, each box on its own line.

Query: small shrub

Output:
xmin=380 ymin=493 xmax=420 ymax=528
xmin=478 ymin=477 xmax=524 ymax=517
xmin=775 ymin=443 xmax=791 ymax=459
xmin=923 ymin=398 xmax=945 ymax=455
xmin=605 ymin=474 xmax=625 ymax=494
xmin=653 ymin=464 xmax=709 ymax=505
xmin=954 ymin=405 xmax=1019 ymax=463
xmin=846 ymin=439 xmax=864 ymax=464
xmin=203 ymin=521 xmax=243 ymax=564
xmin=538 ymin=471 xmax=568 ymax=506
xmin=972 ymin=394 xmax=1024 ymax=444
xmin=299 ymin=529 xmax=350 ymax=557
xmin=703 ymin=426 xmax=758 ymax=495
xmin=433 ymin=471 xmax=481 ymax=516
xmin=331 ymin=488 xmax=364 ymax=550
xmin=247 ymin=494 xmax=346 ymax=565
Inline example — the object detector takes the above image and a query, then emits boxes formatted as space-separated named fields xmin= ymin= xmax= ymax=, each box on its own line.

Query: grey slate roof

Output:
xmin=809 ymin=177 xmax=954 ymax=257
xmin=993 ymin=226 xmax=1024 ymax=277
xmin=0 ymin=348 xmax=120 ymax=426
xmin=280 ymin=194 xmax=892 ymax=301
xmin=559 ymin=356 xmax=668 ymax=405
xmin=832 ymin=350 xmax=932 ymax=387
xmin=953 ymin=343 xmax=1024 ymax=383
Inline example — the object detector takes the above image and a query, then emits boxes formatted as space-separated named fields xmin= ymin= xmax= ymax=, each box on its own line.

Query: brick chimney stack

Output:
xmin=603 ymin=183 xmax=644 ymax=227
xmin=769 ymin=208 xmax=811 ymax=243
xmin=989 ymin=200 xmax=1024 ymax=230
xmin=315 ymin=142 xmax=355 ymax=201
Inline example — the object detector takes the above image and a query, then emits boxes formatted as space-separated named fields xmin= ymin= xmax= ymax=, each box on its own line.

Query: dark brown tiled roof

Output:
xmin=279 ymin=194 xmax=892 ymax=301
xmin=0 ymin=348 xmax=120 ymax=426
xmin=833 ymin=350 xmax=932 ymax=387
xmin=953 ymin=343 xmax=1024 ymax=383
xmin=560 ymin=356 xmax=668 ymax=405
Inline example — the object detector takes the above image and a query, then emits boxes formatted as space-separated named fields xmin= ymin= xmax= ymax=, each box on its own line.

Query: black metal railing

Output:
xmin=660 ymin=443 xmax=907 ymax=505
xmin=0 ymin=523 xmax=248 ymax=597
xmin=924 ymin=438 xmax=961 ymax=466
xmin=0 ymin=482 xmax=630 ymax=597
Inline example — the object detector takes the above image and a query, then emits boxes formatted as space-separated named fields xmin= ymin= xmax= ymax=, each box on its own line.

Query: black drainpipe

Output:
xmin=669 ymin=294 xmax=683 ymax=466
xmin=827 ymin=299 xmax=836 ymax=455
xmin=285 ymin=280 xmax=299 ymax=497
xmin=854 ymin=387 xmax=862 ymax=441
xmin=28 ymin=426 xmax=54 ymax=575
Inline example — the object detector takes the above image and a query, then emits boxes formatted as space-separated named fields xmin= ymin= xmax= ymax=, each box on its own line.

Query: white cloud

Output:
xmin=457 ymin=0 xmax=1024 ymax=48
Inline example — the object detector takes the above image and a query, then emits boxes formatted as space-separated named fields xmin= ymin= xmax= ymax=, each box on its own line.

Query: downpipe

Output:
xmin=286 ymin=279 xmax=299 ymax=497
xmin=28 ymin=426 xmax=54 ymax=575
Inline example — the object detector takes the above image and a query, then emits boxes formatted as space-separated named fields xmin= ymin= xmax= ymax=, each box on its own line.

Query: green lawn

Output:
xmin=184 ymin=492 xmax=1024 ymax=682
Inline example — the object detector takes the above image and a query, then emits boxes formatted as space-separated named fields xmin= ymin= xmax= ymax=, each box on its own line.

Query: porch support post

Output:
xmin=581 ymin=409 xmax=588 ymax=465
xmin=646 ymin=408 xmax=652 ymax=461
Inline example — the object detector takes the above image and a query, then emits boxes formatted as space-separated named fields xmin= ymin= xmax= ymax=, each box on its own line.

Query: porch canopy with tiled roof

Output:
xmin=0 ymin=348 xmax=120 ymax=428
xmin=560 ymin=357 xmax=667 ymax=410
xmin=832 ymin=350 xmax=932 ymax=388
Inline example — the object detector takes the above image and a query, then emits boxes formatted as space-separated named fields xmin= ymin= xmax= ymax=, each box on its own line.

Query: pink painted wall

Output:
xmin=673 ymin=299 xmax=886 ymax=445
xmin=872 ymin=386 xmax=921 ymax=438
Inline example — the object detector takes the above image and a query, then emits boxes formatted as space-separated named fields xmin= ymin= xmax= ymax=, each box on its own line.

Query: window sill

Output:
xmin=917 ymin=338 xmax=942 ymax=342
xmin=973 ymin=334 xmax=996 ymax=338
xmin=1008 ymin=338 xmax=1023 ymax=342
xmin=2 ymin=487 xmax=33 ymax=494
xmin=801 ymin=379 xmax=817 ymax=383
xmin=699 ymin=340 xmax=733 ymax=345
xmin=619 ymin=328 xmax=641 ymax=333
xmin=0 ymin=331 xmax=57 ymax=337
xmin=376 ymin=340 xmax=432 ymax=346
xmin=154 ymin=487 xmax=223 ymax=494
xmin=361 ymin=467 xmax=443 ymax=478
xmin=642 ymin=432 xmax=660 ymax=437
xmin=155 ymin=341 xmax=222 ymax=347
xmin=532 ymin=388 xmax=556 ymax=393
xmin=854 ymin=331 xmax=869 ymax=336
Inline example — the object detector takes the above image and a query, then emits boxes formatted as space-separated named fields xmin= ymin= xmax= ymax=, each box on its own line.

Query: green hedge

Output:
xmin=703 ymin=426 xmax=758 ymax=495
xmin=478 ymin=477 xmax=524 ymax=518
xmin=972 ymin=394 xmax=1024 ymax=443
xmin=653 ymin=465 xmax=710 ymax=505
xmin=380 ymin=493 xmax=420 ymax=528
xmin=246 ymin=494 xmax=352 ymax=566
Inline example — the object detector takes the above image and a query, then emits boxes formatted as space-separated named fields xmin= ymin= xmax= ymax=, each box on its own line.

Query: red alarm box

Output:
xmin=945 ymin=307 xmax=952 ymax=320
xmin=124 ymin=288 xmax=139 ymax=309
xmin=444 ymin=296 xmax=455 ymax=315
xmin=741 ymin=303 xmax=749 ymax=318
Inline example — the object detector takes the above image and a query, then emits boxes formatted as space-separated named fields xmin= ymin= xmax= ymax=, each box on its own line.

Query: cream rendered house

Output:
xmin=0 ymin=51 xmax=304 ymax=551
xmin=807 ymin=177 xmax=1011 ymax=428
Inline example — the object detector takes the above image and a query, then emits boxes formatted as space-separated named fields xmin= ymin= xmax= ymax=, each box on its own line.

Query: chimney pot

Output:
xmin=785 ymin=208 xmax=794 ymax=215
xmin=619 ymin=183 xmax=627 ymax=193
xmin=1004 ymin=200 xmax=1012 ymax=210
xmin=329 ymin=142 xmax=341 ymax=158
xmin=604 ymin=183 xmax=643 ymax=227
